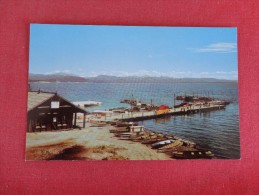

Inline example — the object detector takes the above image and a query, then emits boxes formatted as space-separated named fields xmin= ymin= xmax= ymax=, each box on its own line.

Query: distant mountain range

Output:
xmin=29 ymin=73 xmax=237 ymax=83
xmin=29 ymin=73 xmax=88 ymax=82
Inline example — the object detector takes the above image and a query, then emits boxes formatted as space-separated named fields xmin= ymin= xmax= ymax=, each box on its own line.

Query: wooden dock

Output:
xmin=98 ymin=104 xmax=226 ymax=122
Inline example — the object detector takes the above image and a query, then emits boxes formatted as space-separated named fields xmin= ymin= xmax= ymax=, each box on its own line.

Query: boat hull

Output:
xmin=172 ymin=151 xmax=214 ymax=159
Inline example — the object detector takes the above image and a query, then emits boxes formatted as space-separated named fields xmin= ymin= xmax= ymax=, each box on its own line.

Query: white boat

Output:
xmin=151 ymin=139 xmax=174 ymax=149
xmin=115 ymin=131 xmax=145 ymax=138
xmin=158 ymin=140 xmax=183 ymax=150
xmin=173 ymin=136 xmax=196 ymax=147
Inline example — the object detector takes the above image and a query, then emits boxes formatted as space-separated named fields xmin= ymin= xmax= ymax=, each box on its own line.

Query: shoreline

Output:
xmin=26 ymin=123 xmax=171 ymax=160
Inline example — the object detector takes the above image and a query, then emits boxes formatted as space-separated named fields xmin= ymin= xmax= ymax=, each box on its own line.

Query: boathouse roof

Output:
xmin=27 ymin=91 xmax=88 ymax=114
xmin=27 ymin=91 xmax=55 ymax=111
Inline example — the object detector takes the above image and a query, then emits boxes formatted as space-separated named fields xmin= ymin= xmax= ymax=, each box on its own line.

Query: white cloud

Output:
xmin=63 ymin=69 xmax=71 ymax=73
xmin=45 ymin=69 xmax=72 ymax=75
xmin=194 ymin=42 xmax=237 ymax=53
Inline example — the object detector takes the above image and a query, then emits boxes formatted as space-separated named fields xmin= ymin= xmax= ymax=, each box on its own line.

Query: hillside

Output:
xmin=29 ymin=73 xmax=88 ymax=82
xmin=29 ymin=73 xmax=236 ymax=83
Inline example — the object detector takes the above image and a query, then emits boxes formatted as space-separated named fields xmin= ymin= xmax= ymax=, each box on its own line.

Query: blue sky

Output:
xmin=29 ymin=24 xmax=237 ymax=79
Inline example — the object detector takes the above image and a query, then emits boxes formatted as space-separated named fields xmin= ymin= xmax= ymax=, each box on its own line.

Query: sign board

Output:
xmin=51 ymin=101 xmax=60 ymax=109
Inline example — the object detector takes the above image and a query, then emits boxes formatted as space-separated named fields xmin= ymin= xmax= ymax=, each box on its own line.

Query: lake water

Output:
xmin=30 ymin=82 xmax=240 ymax=159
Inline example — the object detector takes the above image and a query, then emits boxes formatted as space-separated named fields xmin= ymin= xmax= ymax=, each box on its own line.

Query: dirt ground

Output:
xmin=26 ymin=123 xmax=171 ymax=160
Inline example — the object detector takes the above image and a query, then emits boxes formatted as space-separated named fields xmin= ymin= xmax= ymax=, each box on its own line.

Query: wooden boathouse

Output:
xmin=27 ymin=90 xmax=88 ymax=132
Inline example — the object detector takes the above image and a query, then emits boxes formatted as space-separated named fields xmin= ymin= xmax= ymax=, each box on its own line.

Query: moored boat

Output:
xmin=129 ymin=125 xmax=145 ymax=133
xmin=115 ymin=131 xmax=144 ymax=138
xmin=141 ymin=138 xmax=168 ymax=144
xmin=109 ymin=128 xmax=129 ymax=133
xmin=151 ymin=139 xmax=174 ymax=149
xmin=119 ymin=133 xmax=147 ymax=140
xmin=172 ymin=150 xmax=214 ymax=159
xmin=173 ymin=136 xmax=196 ymax=147
xmin=114 ymin=132 xmax=133 ymax=137
xmin=209 ymin=100 xmax=231 ymax=106
xmin=157 ymin=140 xmax=183 ymax=152
xmin=155 ymin=105 xmax=171 ymax=115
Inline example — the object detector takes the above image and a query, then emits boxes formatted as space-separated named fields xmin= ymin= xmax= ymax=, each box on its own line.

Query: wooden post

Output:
xmin=74 ymin=113 xmax=77 ymax=127
xmin=83 ymin=113 xmax=86 ymax=128
xmin=28 ymin=119 xmax=32 ymax=132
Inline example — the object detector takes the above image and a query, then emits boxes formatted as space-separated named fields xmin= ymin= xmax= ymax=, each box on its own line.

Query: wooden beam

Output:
xmin=38 ymin=106 xmax=50 ymax=109
xmin=59 ymin=105 xmax=72 ymax=108
xmin=83 ymin=113 xmax=86 ymax=128
xmin=74 ymin=113 xmax=77 ymax=127
xmin=38 ymin=105 xmax=72 ymax=108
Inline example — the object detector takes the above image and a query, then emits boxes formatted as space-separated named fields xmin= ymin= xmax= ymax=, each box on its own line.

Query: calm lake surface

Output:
xmin=30 ymin=82 xmax=240 ymax=159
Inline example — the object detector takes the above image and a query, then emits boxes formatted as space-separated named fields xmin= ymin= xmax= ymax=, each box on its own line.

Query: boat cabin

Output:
xmin=129 ymin=125 xmax=145 ymax=133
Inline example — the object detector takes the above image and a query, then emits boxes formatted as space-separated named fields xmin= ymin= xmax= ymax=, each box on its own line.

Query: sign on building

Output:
xmin=51 ymin=101 xmax=60 ymax=109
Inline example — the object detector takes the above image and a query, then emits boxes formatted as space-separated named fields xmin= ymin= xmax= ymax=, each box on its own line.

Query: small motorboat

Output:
xmin=209 ymin=100 xmax=231 ymax=106
xmin=109 ymin=127 xmax=129 ymax=133
xmin=128 ymin=134 xmax=151 ymax=141
xmin=172 ymin=151 xmax=214 ymax=159
xmin=115 ymin=132 xmax=133 ymax=137
xmin=141 ymin=138 xmax=165 ymax=144
xmin=157 ymin=140 xmax=183 ymax=152
xmin=151 ymin=139 xmax=174 ymax=149
xmin=119 ymin=133 xmax=146 ymax=140
xmin=141 ymin=134 xmax=174 ymax=144
xmin=115 ymin=131 xmax=144 ymax=138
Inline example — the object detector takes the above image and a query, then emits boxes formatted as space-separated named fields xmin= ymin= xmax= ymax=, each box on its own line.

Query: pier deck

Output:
xmin=95 ymin=104 xmax=226 ymax=122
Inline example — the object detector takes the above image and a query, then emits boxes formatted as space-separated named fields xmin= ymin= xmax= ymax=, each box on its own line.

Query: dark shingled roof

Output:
xmin=27 ymin=91 xmax=88 ymax=114
xmin=27 ymin=91 xmax=55 ymax=111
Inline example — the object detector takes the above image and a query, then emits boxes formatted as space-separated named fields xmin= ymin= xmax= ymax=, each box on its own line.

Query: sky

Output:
xmin=29 ymin=24 xmax=237 ymax=80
